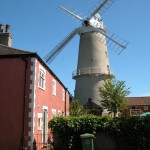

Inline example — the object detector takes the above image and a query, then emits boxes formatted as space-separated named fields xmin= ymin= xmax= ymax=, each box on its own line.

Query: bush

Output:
xmin=49 ymin=115 xmax=150 ymax=150
xmin=109 ymin=116 xmax=150 ymax=149
xmin=49 ymin=115 xmax=111 ymax=150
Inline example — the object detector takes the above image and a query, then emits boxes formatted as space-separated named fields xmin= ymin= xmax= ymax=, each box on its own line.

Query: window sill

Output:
xmin=38 ymin=128 xmax=42 ymax=131
xmin=39 ymin=86 xmax=45 ymax=91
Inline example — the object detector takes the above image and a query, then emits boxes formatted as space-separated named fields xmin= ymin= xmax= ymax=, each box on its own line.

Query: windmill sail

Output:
xmin=88 ymin=0 xmax=115 ymax=20
xmin=106 ymin=31 xmax=129 ymax=54
xmin=45 ymin=27 xmax=80 ymax=63
xmin=59 ymin=6 xmax=84 ymax=21
xmin=88 ymin=24 xmax=128 ymax=54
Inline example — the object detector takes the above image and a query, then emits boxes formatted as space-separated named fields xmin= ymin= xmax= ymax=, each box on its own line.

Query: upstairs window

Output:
xmin=52 ymin=79 xmax=56 ymax=95
xmin=62 ymin=89 xmax=65 ymax=101
xmin=132 ymin=106 xmax=136 ymax=109
xmin=39 ymin=69 xmax=45 ymax=90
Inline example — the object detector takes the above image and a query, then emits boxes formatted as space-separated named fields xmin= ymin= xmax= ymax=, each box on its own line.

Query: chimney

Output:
xmin=5 ymin=24 xmax=10 ymax=33
xmin=0 ymin=24 xmax=12 ymax=47
xmin=0 ymin=24 xmax=4 ymax=33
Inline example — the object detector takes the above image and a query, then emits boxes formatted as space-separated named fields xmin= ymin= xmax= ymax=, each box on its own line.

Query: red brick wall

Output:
xmin=123 ymin=105 xmax=150 ymax=116
xmin=0 ymin=57 xmax=32 ymax=150
xmin=33 ymin=60 xmax=70 ymax=148
xmin=0 ymin=57 xmax=70 ymax=150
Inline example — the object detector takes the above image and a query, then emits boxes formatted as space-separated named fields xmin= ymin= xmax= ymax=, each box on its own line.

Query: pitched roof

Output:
xmin=127 ymin=97 xmax=150 ymax=106
xmin=0 ymin=44 xmax=69 ymax=93
xmin=0 ymin=44 xmax=36 ymax=55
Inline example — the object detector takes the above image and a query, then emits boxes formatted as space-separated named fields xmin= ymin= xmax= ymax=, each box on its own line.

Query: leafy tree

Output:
xmin=69 ymin=99 xmax=88 ymax=116
xmin=99 ymin=78 xmax=130 ymax=118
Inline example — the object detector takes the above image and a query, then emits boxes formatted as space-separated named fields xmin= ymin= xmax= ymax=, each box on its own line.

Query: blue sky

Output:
xmin=1 ymin=0 xmax=150 ymax=97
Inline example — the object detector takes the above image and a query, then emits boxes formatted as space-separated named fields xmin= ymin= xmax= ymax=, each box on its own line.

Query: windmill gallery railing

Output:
xmin=72 ymin=67 xmax=115 ymax=79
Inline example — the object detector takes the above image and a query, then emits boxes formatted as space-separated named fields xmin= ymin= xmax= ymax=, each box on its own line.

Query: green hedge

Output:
xmin=109 ymin=116 xmax=150 ymax=149
xmin=49 ymin=115 xmax=150 ymax=150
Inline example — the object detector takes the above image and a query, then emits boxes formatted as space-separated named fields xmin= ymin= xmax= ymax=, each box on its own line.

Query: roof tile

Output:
xmin=127 ymin=97 xmax=150 ymax=105
xmin=0 ymin=44 xmax=36 ymax=55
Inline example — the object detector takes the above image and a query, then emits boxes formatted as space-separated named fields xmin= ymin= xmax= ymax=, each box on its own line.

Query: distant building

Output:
xmin=0 ymin=24 xmax=70 ymax=150
xmin=123 ymin=97 xmax=150 ymax=116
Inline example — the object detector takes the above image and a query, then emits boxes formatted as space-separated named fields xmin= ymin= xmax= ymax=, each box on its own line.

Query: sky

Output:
xmin=1 ymin=0 xmax=150 ymax=97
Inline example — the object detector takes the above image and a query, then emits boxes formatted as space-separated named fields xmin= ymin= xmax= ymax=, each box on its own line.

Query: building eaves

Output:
xmin=0 ymin=44 xmax=36 ymax=55
xmin=36 ymin=53 xmax=70 ymax=93
xmin=0 ymin=44 xmax=70 ymax=94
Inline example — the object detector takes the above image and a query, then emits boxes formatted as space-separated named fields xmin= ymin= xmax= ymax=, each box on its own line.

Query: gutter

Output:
xmin=21 ymin=58 xmax=28 ymax=149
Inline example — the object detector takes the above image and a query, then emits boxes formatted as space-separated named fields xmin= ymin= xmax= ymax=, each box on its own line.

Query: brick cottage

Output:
xmin=0 ymin=24 xmax=70 ymax=150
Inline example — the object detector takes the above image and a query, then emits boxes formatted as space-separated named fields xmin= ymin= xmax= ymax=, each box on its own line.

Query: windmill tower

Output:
xmin=45 ymin=0 xmax=128 ymax=109
xmin=73 ymin=16 xmax=113 ymax=106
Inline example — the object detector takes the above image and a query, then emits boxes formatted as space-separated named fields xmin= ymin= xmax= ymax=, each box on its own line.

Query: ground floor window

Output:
xmin=38 ymin=113 xmax=42 ymax=130
xmin=52 ymin=109 xmax=56 ymax=118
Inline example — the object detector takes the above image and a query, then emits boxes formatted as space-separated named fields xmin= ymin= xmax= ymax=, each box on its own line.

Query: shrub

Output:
xmin=49 ymin=115 xmax=111 ymax=150
xmin=109 ymin=116 xmax=150 ymax=149
xmin=49 ymin=115 xmax=150 ymax=150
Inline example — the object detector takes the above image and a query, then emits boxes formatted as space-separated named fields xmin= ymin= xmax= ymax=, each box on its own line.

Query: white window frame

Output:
xmin=52 ymin=109 xmax=56 ymax=118
xmin=58 ymin=110 xmax=61 ymax=117
xmin=66 ymin=112 xmax=69 ymax=116
xmin=52 ymin=79 xmax=56 ymax=96
xmin=38 ymin=65 xmax=46 ymax=90
xmin=42 ymin=106 xmax=48 ymax=143
xmin=62 ymin=89 xmax=65 ymax=101
xmin=37 ymin=113 xmax=43 ymax=130
xmin=130 ymin=109 xmax=141 ymax=116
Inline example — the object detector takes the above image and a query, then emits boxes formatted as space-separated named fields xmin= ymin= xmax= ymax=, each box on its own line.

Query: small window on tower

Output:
xmin=107 ymin=65 xmax=110 ymax=74
xmin=105 ymin=51 xmax=108 ymax=58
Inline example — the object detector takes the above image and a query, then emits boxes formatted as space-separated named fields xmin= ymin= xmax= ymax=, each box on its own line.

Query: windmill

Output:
xmin=45 ymin=0 xmax=128 ymax=109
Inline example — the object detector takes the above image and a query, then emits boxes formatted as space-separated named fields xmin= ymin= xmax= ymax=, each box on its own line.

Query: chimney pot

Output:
xmin=0 ymin=24 xmax=4 ymax=33
xmin=5 ymin=24 xmax=10 ymax=33
xmin=0 ymin=24 xmax=12 ymax=47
